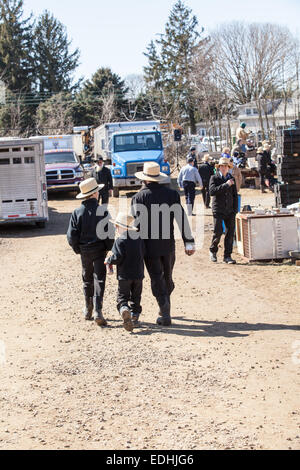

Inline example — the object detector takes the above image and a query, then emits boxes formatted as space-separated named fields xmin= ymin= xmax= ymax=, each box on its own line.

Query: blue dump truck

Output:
xmin=93 ymin=121 xmax=170 ymax=197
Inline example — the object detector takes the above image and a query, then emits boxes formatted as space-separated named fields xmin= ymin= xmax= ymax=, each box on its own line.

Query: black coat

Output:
xmin=106 ymin=232 xmax=145 ymax=281
xmin=198 ymin=162 xmax=215 ymax=185
xmin=92 ymin=166 xmax=113 ymax=192
xmin=67 ymin=198 xmax=114 ymax=254
xmin=186 ymin=152 xmax=198 ymax=170
xmin=257 ymin=152 xmax=268 ymax=174
xmin=131 ymin=183 xmax=194 ymax=257
xmin=209 ymin=173 xmax=238 ymax=217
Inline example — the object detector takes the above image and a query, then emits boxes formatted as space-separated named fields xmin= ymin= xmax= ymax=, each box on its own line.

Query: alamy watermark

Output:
xmin=95 ymin=199 xmax=205 ymax=250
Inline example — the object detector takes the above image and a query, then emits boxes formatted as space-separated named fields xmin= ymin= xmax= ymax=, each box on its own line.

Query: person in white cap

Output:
xmin=132 ymin=162 xmax=195 ymax=327
xmin=67 ymin=178 xmax=114 ymax=326
xmin=209 ymin=157 xmax=238 ymax=264
xmin=105 ymin=212 xmax=145 ymax=331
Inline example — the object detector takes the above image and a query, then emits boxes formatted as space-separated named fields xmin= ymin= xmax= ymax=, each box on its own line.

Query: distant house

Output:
xmin=195 ymin=96 xmax=300 ymax=141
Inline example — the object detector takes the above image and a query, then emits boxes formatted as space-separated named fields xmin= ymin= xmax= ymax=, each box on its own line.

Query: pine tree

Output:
xmin=0 ymin=0 xmax=33 ymax=92
xmin=144 ymin=0 xmax=204 ymax=133
xmin=73 ymin=67 xmax=128 ymax=126
xmin=33 ymin=10 xmax=80 ymax=94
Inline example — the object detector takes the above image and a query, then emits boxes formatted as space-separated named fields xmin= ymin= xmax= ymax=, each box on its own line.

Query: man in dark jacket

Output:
xmin=198 ymin=154 xmax=215 ymax=208
xmin=209 ymin=157 xmax=238 ymax=264
xmin=132 ymin=162 xmax=195 ymax=327
xmin=257 ymin=146 xmax=268 ymax=193
xmin=105 ymin=212 xmax=145 ymax=331
xmin=67 ymin=178 xmax=114 ymax=326
xmin=92 ymin=157 xmax=113 ymax=205
xmin=186 ymin=146 xmax=198 ymax=170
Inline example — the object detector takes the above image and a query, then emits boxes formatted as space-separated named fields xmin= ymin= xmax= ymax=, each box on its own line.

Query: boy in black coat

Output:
xmin=67 ymin=178 xmax=114 ymax=326
xmin=105 ymin=212 xmax=145 ymax=332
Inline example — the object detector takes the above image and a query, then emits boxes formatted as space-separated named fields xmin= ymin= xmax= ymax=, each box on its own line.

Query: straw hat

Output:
xmin=203 ymin=154 xmax=211 ymax=162
xmin=76 ymin=177 xmax=104 ymax=200
xmin=135 ymin=162 xmax=168 ymax=182
xmin=110 ymin=212 xmax=138 ymax=231
xmin=263 ymin=144 xmax=271 ymax=151
xmin=216 ymin=157 xmax=233 ymax=168
xmin=257 ymin=146 xmax=264 ymax=154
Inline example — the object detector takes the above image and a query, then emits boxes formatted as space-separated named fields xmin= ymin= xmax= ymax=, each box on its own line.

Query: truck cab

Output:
xmin=44 ymin=149 xmax=84 ymax=192
xmin=31 ymin=135 xmax=85 ymax=192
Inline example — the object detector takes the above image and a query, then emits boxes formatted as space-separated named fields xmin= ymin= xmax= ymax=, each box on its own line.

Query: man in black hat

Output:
xmin=92 ymin=157 xmax=113 ymax=205
xmin=132 ymin=162 xmax=195 ymax=327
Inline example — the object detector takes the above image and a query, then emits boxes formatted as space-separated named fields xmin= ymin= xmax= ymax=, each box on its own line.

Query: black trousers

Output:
xmin=117 ymin=280 xmax=143 ymax=315
xmin=98 ymin=190 xmax=109 ymax=205
xmin=81 ymin=249 xmax=106 ymax=312
xmin=210 ymin=213 xmax=236 ymax=258
xmin=145 ymin=251 xmax=176 ymax=317
xmin=202 ymin=183 xmax=210 ymax=208
xmin=183 ymin=181 xmax=196 ymax=215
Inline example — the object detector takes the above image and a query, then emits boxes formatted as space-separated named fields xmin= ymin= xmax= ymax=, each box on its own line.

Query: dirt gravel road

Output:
xmin=0 ymin=188 xmax=299 ymax=450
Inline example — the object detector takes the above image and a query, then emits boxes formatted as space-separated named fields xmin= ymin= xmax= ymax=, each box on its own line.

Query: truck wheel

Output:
xmin=36 ymin=221 xmax=46 ymax=229
xmin=113 ymin=188 xmax=120 ymax=198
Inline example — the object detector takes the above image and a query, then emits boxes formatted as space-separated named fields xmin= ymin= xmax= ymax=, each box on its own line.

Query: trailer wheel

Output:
xmin=36 ymin=221 xmax=46 ymax=229
xmin=113 ymin=188 xmax=120 ymax=198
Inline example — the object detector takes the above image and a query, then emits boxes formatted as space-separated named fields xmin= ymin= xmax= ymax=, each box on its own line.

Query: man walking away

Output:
xmin=67 ymin=178 xmax=114 ymax=326
xmin=132 ymin=162 xmax=195 ymax=327
xmin=209 ymin=157 xmax=238 ymax=264
xmin=178 ymin=157 xmax=203 ymax=216
xmin=92 ymin=156 xmax=113 ymax=205
xmin=105 ymin=212 xmax=145 ymax=332
xmin=198 ymin=154 xmax=215 ymax=208
xmin=186 ymin=146 xmax=198 ymax=170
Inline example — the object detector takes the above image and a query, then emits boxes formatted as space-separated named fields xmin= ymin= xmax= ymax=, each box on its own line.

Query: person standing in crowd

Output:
xmin=105 ymin=213 xmax=145 ymax=332
xmin=92 ymin=156 xmax=113 ymax=205
xmin=178 ymin=157 xmax=203 ymax=216
xmin=209 ymin=157 xmax=238 ymax=264
xmin=257 ymin=146 xmax=268 ymax=193
xmin=186 ymin=146 xmax=198 ymax=169
xmin=198 ymin=154 xmax=215 ymax=209
xmin=132 ymin=162 xmax=195 ymax=327
xmin=67 ymin=178 xmax=114 ymax=326
xmin=236 ymin=123 xmax=249 ymax=152
xmin=263 ymin=144 xmax=276 ymax=191
xmin=221 ymin=147 xmax=231 ymax=159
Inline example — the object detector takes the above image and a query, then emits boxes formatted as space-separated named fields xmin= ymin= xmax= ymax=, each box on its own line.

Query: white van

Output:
xmin=0 ymin=138 xmax=48 ymax=227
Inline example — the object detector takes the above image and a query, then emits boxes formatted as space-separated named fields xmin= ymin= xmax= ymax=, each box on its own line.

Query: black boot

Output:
xmin=156 ymin=297 xmax=172 ymax=326
xmin=94 ymin=310 xmax=108 ymax=327
xmin=94 ymin=298 xmax=107 ymax=327
xmin=83 ymin=297 xmax=93 ymax=320
xmin=260 ymin=185 xmax=266 ymax=193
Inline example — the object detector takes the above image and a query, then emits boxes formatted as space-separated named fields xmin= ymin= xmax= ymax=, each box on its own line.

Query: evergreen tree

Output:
xmin=73 ymin=67 xmax=128 ymax=126
xmin=33 ymin=10 xmax=80 ymax=94
xmin=0 ymin=0 xmax=33 ymax=92
xmin=144 ymin=0 xmax=204 ymax=133
xmin=35 ymin=92 xmax=74 ymax=134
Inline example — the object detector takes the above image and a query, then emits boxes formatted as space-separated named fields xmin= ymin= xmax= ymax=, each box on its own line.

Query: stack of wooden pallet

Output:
xmin=275 ymin=127 xmax=300 ymax=207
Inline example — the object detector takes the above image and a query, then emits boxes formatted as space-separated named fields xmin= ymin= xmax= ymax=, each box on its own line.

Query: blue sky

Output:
xmin=23 ymin=0 xmax=300 ymax=82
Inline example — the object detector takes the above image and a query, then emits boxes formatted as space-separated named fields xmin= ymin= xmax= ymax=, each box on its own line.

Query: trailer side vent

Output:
xmin=12 ymin=147 xmax=21 ymax=152
xmin=3 ymin=200 xmax=13 ymax=203
xmin=24 ymin=147 xmax=34 ymax=151
xmin=13 ymin=158 xmax=22 ymax=164
xmin=25 ymin=157 xmax=34 ymax=164
xmin=0 ymin=158 xmax=10 ymax=165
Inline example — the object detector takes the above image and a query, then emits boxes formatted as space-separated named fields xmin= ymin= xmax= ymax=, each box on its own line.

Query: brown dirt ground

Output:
xmin=0 ymin=186 xmax=299 ymax=450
